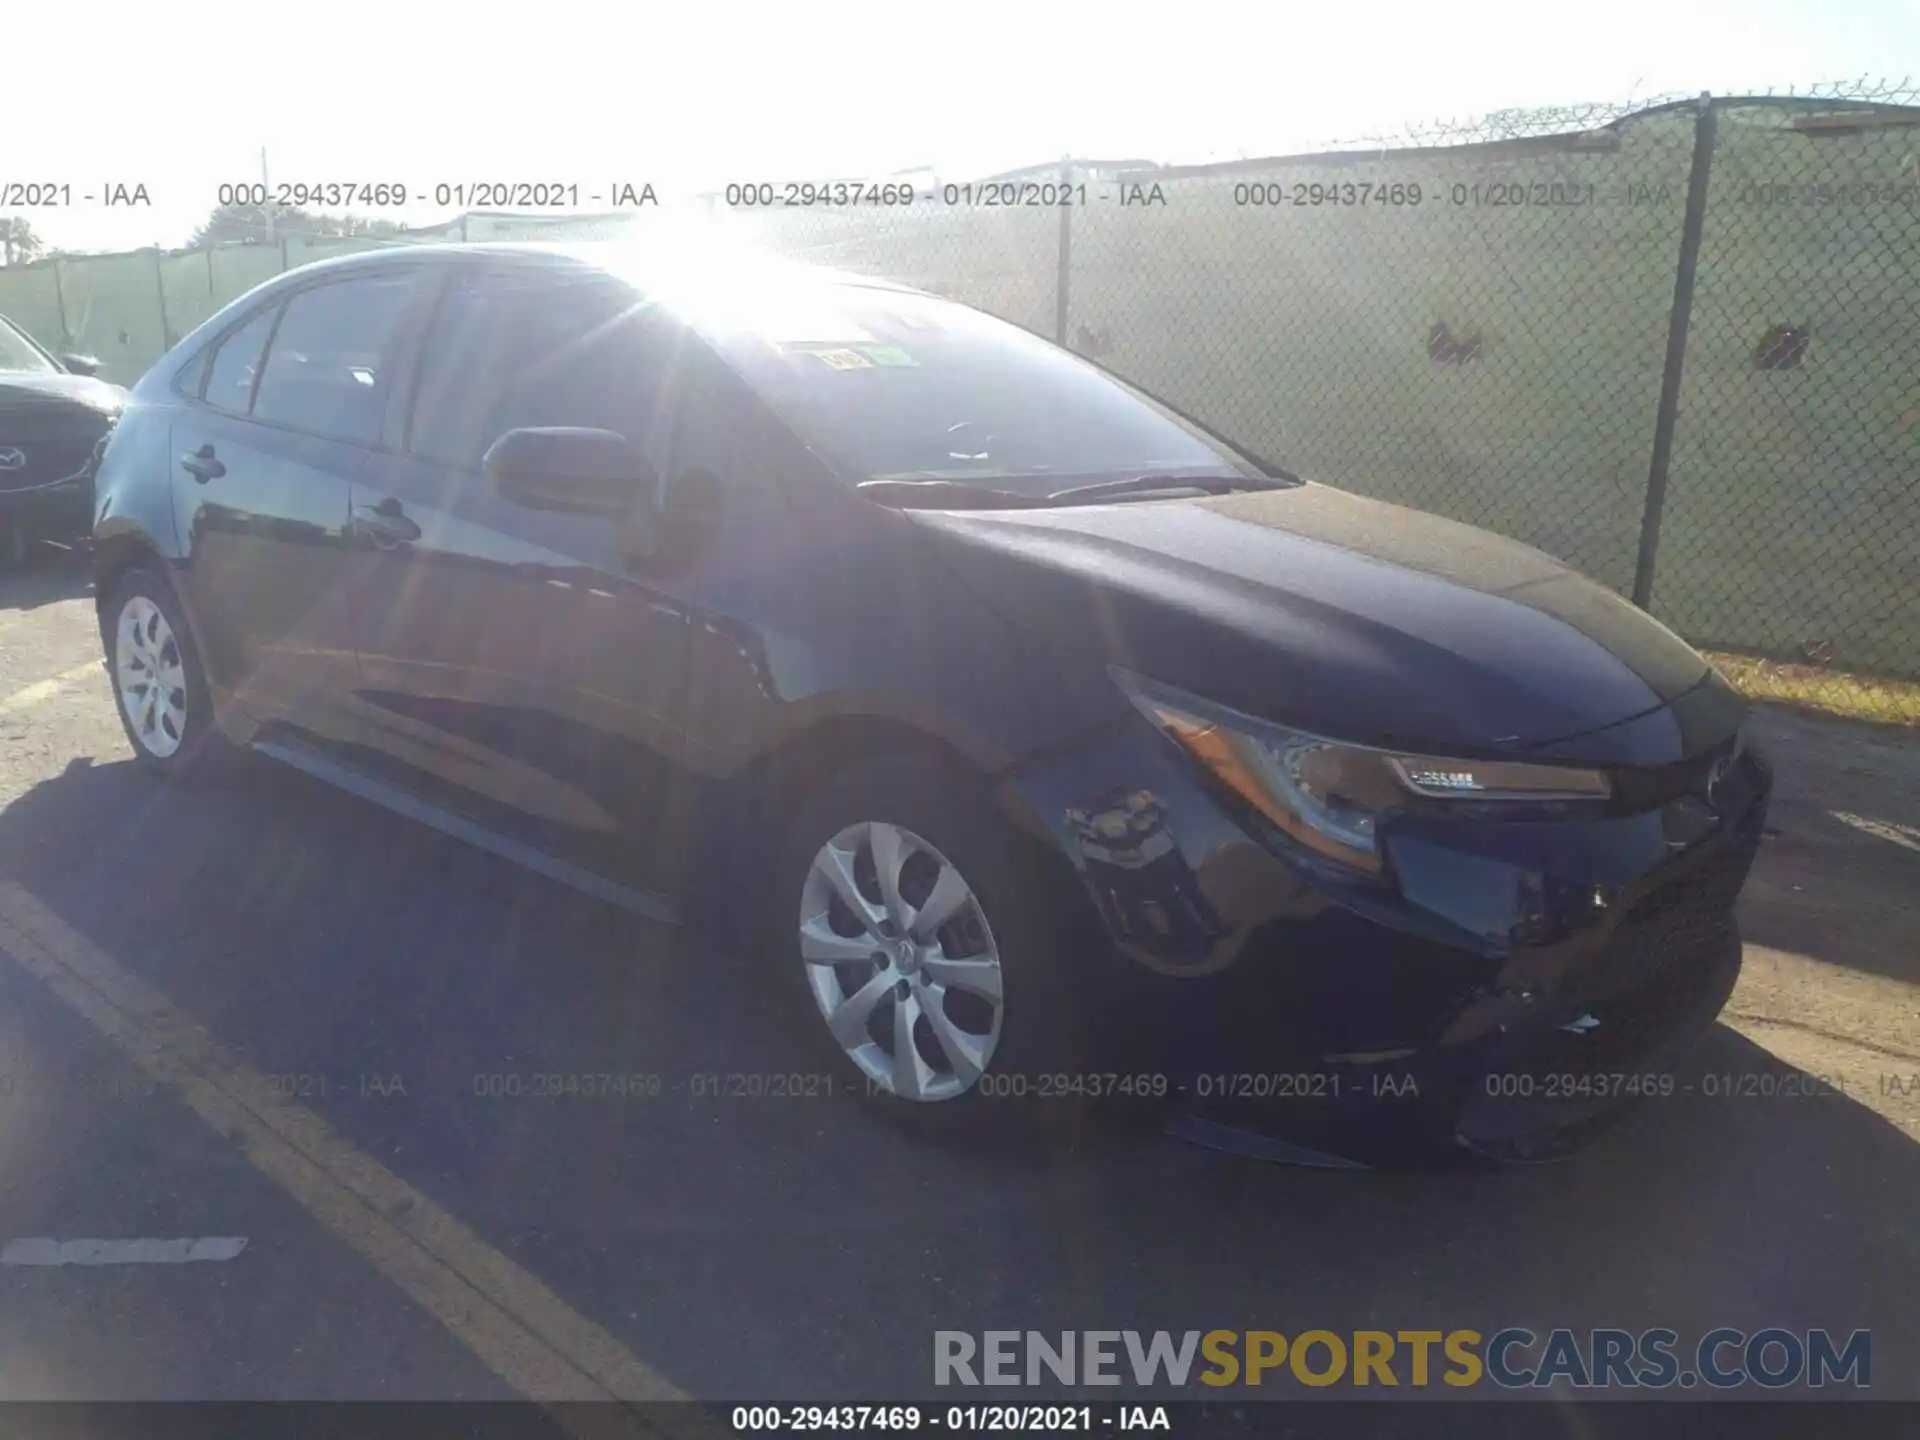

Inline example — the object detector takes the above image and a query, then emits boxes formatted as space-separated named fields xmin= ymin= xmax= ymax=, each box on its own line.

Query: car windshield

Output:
xmin=699 ymin=281 xmax=1267 ymax=494
xmin=0 ymin=318 xmax=59 ymax=375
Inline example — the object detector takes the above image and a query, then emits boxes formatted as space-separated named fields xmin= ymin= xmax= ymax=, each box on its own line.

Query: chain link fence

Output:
xmin=715 ymin=83 xmax=1920 ymax=724
xmin=1654 ymin=94 xmax=1920 ymax=721
xmin=2 ymin=85 xmax=1915 ymax=722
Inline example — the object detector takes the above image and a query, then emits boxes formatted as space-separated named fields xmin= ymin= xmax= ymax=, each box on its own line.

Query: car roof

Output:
xmin=144 ymin=237 xmax=954 ymax=396
xmin=281 ymin=238 xmax=925 ymax=303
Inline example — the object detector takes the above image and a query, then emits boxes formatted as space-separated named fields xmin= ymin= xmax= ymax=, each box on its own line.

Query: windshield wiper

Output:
xmin=854 ymin=478 xmax=1049 ymax=510
xmin=1043 ymin=473 xmax=1289 ymax=505
xmin=856 ymin=471 xmax=1295 ymax=511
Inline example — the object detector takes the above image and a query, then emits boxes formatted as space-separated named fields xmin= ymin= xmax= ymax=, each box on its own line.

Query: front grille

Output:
xmin=1627 ymin=812 xmax=1762 ymax=926
xmin=1599 ymin=898 xmax=1733 ymax=1004
xmin=0 ymin=413 xmax=112 ymax=493
xmin=0 ymin=440 xmax=97 ymax=492
xmin=1557 ymin=801 xmax=1763 ymax=1012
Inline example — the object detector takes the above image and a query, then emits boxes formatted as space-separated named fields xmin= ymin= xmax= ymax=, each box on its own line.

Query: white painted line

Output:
xmin=250 ymin=739 xmax=681 ymax=925
xmin=3 ymin=1236 xmax=248 ymax=1266
xmin=0 ymin=662 xmax=103 ymax=716
xmin=0 ymin=882 xmax=690 ymax=1409
xmin=1830 ymin=810 xmax=1920 ymax=854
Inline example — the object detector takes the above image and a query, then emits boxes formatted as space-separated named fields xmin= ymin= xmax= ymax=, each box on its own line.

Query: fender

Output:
xmin=91 ymin=409 xmax=251 ymax=739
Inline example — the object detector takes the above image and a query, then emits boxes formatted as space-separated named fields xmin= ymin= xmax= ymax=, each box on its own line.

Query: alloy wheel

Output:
xmin=114 ymin=594 xmax=189 ymax=759
xmin=797 ymin=821 xmax=1005 ymax=1101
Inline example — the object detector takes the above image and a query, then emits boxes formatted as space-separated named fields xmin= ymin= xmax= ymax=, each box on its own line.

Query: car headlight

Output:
xmin=1114 ymin=671 xmax=1611 ymax=876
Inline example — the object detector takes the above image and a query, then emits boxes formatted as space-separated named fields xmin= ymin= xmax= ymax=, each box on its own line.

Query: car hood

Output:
xmin=0 ymin=372 xmax=127 ymax=413
xmin=907 ymin=481 xmax=1714 ymax=756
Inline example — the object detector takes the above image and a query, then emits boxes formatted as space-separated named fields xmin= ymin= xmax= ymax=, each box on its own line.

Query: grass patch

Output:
xmin=1708 ymin=652 xmax=1920 ymax=728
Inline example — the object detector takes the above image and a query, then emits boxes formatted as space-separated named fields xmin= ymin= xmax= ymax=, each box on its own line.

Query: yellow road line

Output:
xmin=0 ymin=662 xmax=103 ymax=716
xmin=0 ymin=881 xmax=690 ymax=1409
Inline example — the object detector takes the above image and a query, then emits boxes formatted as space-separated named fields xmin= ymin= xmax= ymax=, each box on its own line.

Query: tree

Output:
xmin=188 ymin=202 xmax=406 ymax=247
xmin=0 ymin=217 xmax=47 ymax=266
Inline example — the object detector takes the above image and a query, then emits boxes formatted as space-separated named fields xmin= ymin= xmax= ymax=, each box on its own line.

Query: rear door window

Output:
xmin=251 ymin=274 xmax=419 ymax=445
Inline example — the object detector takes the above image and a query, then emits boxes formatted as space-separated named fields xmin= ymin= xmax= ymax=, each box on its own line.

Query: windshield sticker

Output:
xmin=807 ymin=347 xmax=875 ymax=371
xmin=856 ymin=344 xmax=919 ymax=367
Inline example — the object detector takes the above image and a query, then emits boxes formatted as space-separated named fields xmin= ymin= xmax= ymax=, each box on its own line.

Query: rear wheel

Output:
xmin=102 ymin=564 xmax=236 ymax=781
xmin=774 ymin=755 xmax=1085 ymax=1130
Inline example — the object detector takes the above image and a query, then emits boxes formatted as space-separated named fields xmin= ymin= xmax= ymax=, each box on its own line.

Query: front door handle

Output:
xmin=351 ymin=496 xmax=422 ymax=548
xmin=180 ymin=445 xmax=225 ymax=483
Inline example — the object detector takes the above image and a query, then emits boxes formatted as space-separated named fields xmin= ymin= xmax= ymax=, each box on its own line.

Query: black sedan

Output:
xmin=88 ymin=242 xmax=1770 ymax=1164
xmin=0 ymin=313 xmax=123 ymax=563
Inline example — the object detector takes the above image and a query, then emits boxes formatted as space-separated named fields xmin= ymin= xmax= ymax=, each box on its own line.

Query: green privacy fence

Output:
xmin=2 ymin=85 xmax=1915 ymax=720
xmin=0 ymin=234 xmax=411 ymax=389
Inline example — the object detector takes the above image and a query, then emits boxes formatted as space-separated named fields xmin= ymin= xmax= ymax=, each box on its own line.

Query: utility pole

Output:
xmin=262 ymin=146 xmax=276 ymax=242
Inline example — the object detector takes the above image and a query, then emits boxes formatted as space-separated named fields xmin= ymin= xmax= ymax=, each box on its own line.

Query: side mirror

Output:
xmin=60 ymin=353 xmax=102 ymax=377
xmin=483 ymin=427 xmax=656 ymax=517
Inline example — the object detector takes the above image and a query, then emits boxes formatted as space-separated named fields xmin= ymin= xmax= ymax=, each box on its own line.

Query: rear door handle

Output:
xmin=351 ymin=496 xmax=422 ymax=548
xmin=180 ymin=445 xmax=225 ymax=483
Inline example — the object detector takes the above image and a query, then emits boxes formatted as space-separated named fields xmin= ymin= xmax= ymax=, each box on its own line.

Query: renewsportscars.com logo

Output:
xmin=933 ymin=1328 xmax=1871 ymax=1391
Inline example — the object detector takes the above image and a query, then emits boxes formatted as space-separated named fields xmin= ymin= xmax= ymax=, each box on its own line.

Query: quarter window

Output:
xmin=202 ymin=307 xmax=278 ymax=416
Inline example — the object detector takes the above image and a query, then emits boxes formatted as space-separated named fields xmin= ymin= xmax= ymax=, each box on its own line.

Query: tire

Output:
xmin=100 ymin=562 xmax=238 ymax=782
xmin=772 ymin=754 xmax=1087 ymax=1133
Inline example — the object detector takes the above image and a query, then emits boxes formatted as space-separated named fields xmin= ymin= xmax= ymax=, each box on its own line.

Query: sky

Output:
xmin=7 ymin=0 xmax=1919 ymax=254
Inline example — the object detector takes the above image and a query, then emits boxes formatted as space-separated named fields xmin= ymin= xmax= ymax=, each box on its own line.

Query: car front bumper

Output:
xmin=1001 ymin=699 xmax=1771 ymax=1164
xmin=0 ymin=475 xmax=95 ymax=545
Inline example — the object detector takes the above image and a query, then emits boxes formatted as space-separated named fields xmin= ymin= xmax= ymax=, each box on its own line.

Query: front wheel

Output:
xmin=774 ymin=756 xmax=1085 ymax=1129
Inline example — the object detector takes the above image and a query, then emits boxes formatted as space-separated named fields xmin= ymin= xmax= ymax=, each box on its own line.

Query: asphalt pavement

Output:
xmin=0 ymin=553 xmax=1914 ymax=1408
